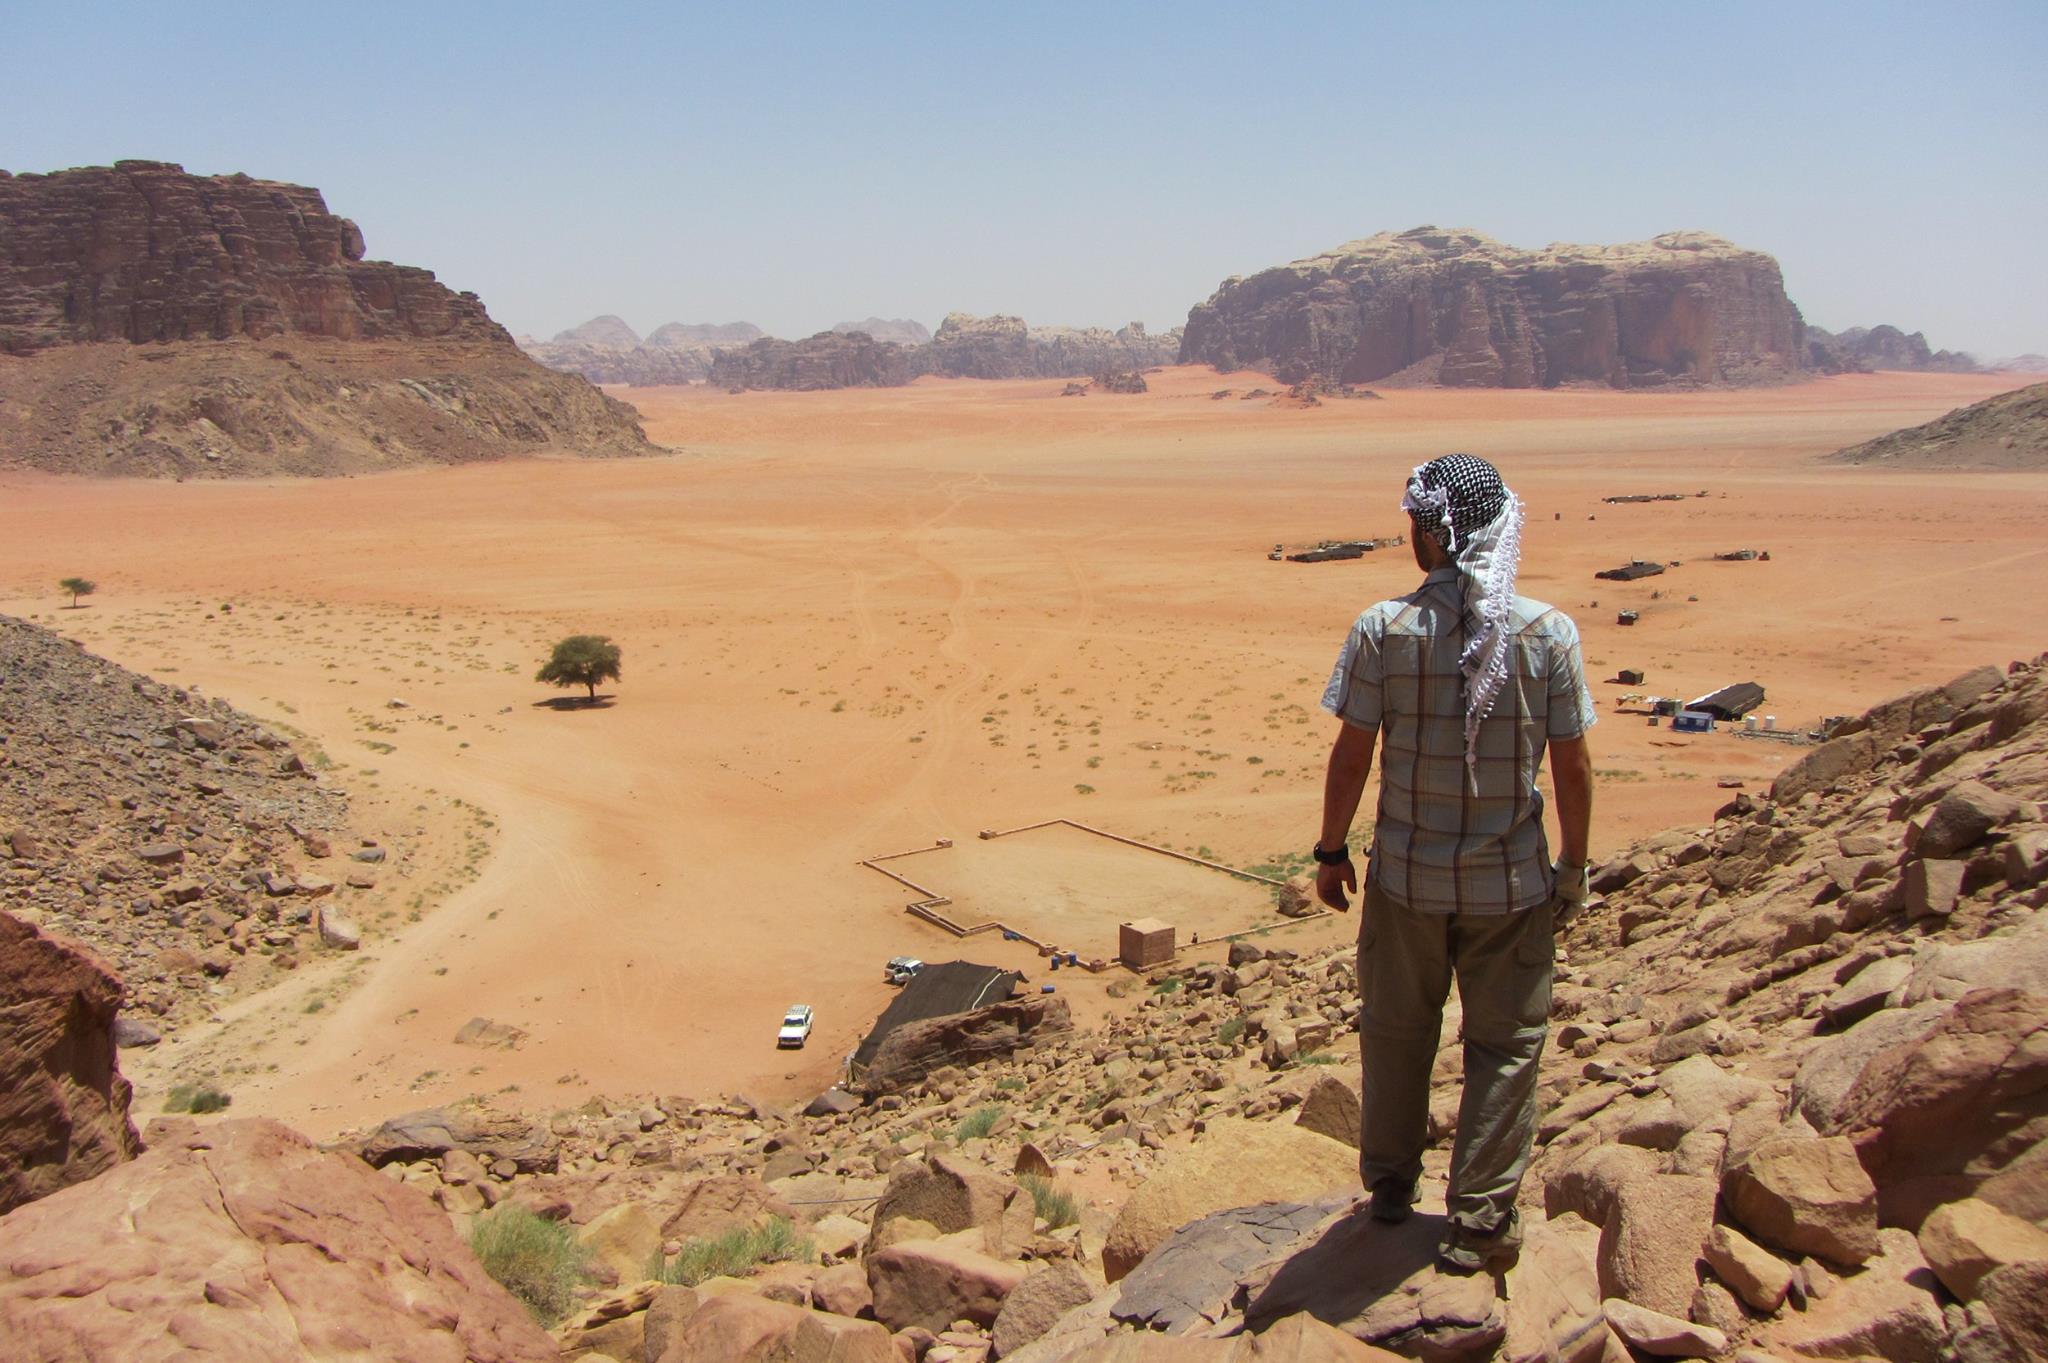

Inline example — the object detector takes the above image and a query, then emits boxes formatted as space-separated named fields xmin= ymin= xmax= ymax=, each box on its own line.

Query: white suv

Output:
xmin=777 ymin=1005 xmax=814 ymax=1049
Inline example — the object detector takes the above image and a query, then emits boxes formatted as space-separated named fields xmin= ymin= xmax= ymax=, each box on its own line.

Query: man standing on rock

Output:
xmin=1313 ymin=453 xmax=1596 ymax=1274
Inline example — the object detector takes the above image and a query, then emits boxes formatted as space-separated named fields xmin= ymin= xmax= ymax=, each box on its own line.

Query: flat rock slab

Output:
xmin=1114 ymin=1199 xmax=1347 ymax=1334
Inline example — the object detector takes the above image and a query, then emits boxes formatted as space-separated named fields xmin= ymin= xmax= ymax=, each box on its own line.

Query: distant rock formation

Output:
xmin=520 ymin=318 xmax=767 ymax=385
xmin=549 ymin=314 xmax=643 ymax=348
xmin=647 ymin=320 xmax=763 ymax=347
xmin=708 ymin=329 xmax=914 ymax=391
xmin=1828 ymin=382 xmax=2048 ymax=470
xmin=1990 ymin=354 xmax=2048 ymax=374
xmin=921 ymin=314 xmax=1180 ymax=380
xmin=833 ymin=317 xmax=932 ymax=346
xmin=1806 ymin=324 xmax=1982 ymax=374
xmin=0 ymin=162 xmax=651 ymax=476
xmin=1178 ymin=227 xmax=1806 ymax=389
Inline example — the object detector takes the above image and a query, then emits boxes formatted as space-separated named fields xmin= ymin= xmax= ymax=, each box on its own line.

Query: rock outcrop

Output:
xmin=0 ymin=912 xmax=138 ymax=1215
xmin=1178 ymin=226 xmax=1806 ymax=389
xmin=1 ymin=615 xmax=366 ymax=1035
xmin=919 ymin=314 xmax=1180 ymax=381
xmin=0 ymin=1117 xmax=559 ymax=1362
xmin=1827 ymin=381 xmax=2048 ymax=470
xmin=1806 ymin=323 xmax=1982 ymax=374
xmin=708 ymin=329 xmax=917 ymax=391
xmin=0 ymin=161 xmax=651 ymax=476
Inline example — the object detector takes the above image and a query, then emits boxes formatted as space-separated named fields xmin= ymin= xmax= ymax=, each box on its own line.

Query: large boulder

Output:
xmin=1102 ymin=1119 xmax=1359 ymax=1282
xmin=1595 ymin=1174 xmax=1716 ymax=1318
xmin=351 ymin=1104 xmax=557 ymax=1173
xmin=991 ymin=1261 xmax=1098 ymax=1359
xmin=866 ymin=1238 xmax=1027 ymax=1334
xmin=865 ymin=1149 xmax=1035 ymax=1258
xmin=0 ymin=911 xmax=139 ymax=1214
xmin=1723 ymin=1135 xmax=1881 ymax=1267
xmin=0 ymin=1117 xmax=558 ymax=1361
xmin=656 ymin=1291 xmax=896 ymax=1362
xmin=1112 ymin=1200 xmax=1344 ymax=1336
xmin=1827 ymin=987 xmax=2048 ymax=1222
xmin=661 ymin=1174 xmax=796 ymax=1243
xmin=1917 ymin=1198 xmax=2048 ymax=1302
xmin=1294 ymin=1073 xmax=1363 ymax=1149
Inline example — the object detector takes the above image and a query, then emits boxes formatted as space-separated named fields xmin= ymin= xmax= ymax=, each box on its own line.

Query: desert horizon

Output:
xmin=5 ymin=364 xmax=2042 ymax=1139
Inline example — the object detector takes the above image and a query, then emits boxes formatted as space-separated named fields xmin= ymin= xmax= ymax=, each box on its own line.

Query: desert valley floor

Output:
xmin=3 ymin=366 xmax=2043 ymax=1138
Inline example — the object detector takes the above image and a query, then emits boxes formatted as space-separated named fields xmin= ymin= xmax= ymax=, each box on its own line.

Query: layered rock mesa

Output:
xmin=1828 ymin=381 xmax=2048 ymax=470
xmin=0 ymin=161 xmax=651 ymax=475
xmin=1179 ymin=226 xmax=1806 ymax=389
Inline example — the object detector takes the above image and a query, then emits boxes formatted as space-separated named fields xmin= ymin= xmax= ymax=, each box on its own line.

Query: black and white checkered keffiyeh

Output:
xmin=1401 ymin=454 xmax=1525 ymax=778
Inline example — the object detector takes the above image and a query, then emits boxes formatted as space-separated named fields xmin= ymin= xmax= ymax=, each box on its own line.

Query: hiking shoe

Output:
xmin=1436 ymin=1209 xmax=1522 ymax=1273
xmin=1368 ymin=1176 xmax=1415 ymax=1224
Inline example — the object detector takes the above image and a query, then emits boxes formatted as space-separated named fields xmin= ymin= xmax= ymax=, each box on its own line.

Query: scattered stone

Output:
xmin=991 ymin=1261 xmax=1097 ymax=1358
xmin=1292 ymin=1073 xmax=1362 ymax=1149
xmin=1918 ymin=1198 xmax=2048 ymax=1301
xmin=453 ymin=1016 xmax=526 ymax=1049
xmin=1918 ymin=780 xmax=2020 ymax=857
xmin=1704 ymin=1223 xmax=1794 ymax=1314
xmin=1597 ymin=1173 xmax=1717 ymax=1318
xmin=317 ymin=907 xmax=361 ymax=951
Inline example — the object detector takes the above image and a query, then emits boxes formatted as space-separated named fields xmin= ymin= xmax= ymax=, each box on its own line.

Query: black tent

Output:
xmin=850 ymin=960 xmax=1020 ymax=1076
xmin=1690 ymin=683 xmax=1765 ymax=721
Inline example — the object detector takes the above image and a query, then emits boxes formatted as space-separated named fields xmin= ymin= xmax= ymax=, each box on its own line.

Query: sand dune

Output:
xmin=2 ymin=367 xmax=2042 ymax=1137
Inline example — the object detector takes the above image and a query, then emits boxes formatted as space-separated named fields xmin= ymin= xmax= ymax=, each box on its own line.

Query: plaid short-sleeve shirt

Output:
xmin=1321 ymin=567 xmax=1597 ymax=915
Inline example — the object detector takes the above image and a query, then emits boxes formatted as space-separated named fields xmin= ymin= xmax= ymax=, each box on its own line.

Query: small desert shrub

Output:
xmin=469 ymin=1205 xmax=594 ymax=1324
xmin=1296 ymin=1051 xmax=1341 ymax=1067
xmin=1217 ymin=1017 xmax=1246 ymax=1047
xmin=954 ymin=1105 xmax=1004 ymax=1142
xmin=655 ymin=1216 xmax=812 ymax=1287
xmin=1020 ymin=1173 xmax=1080 ymax=1229
xmin=164 ymin=1083 xmax=231 ymax=1114
xmin=1150 ymin=977 xmax=1181 ymax=995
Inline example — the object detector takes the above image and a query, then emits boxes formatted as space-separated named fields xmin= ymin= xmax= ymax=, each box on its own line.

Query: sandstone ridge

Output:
xmin=1805 ymin=323 xmax=1983 ymax=375
xmin=0 ymin=162 xmax=652 ymax=476
xmin=1179 ymin=226 xmax=1806 ymax=389
xmin=1827 ymin=381 xmax=2048 ymax=470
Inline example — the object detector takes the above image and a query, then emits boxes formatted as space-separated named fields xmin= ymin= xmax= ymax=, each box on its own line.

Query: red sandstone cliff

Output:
xmin=0 ymin=161 xmax=652 ymax=476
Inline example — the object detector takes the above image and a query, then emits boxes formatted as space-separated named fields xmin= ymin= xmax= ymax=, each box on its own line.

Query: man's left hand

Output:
xmin=1316 ymin=855 xmax=1357 ymax=912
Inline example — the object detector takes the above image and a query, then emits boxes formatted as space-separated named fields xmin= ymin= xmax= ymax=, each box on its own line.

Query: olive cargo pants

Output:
xmin=1356 ymin=879 xmax=1553 ymax=1231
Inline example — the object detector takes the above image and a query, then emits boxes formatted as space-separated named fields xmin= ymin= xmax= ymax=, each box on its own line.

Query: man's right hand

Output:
xmin=1316 ymin=856 xmax=1357 ymax=912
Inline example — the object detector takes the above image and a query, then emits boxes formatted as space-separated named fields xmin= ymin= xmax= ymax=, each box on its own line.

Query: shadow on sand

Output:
xmin=530 ymin=695 xmax=616 ymax=711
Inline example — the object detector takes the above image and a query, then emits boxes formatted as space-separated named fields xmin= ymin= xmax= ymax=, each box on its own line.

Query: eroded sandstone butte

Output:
xmin=0 ymin=161 xmax=651 ymax=476
xmin=1178 ymin=226 xmax=1806 ymax=389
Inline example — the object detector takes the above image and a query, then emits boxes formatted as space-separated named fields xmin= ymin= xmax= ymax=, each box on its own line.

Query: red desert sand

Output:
xmin=2 ymin=366 xmax=2043 ymax=1136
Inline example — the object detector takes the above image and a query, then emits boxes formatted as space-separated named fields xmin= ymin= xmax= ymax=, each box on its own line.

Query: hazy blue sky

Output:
xmin=6 ymin=2 xmax=2045 ymax=355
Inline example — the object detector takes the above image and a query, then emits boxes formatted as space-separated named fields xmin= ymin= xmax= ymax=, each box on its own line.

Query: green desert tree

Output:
xmin=59 ymin=576 xmax=97 ymax=608
xmin=536 ymin=634 xmax=622 ymax=700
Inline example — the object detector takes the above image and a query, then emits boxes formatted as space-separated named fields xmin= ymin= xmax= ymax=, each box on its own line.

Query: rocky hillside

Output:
xmin=918 ymin=315 xmax=1180 ymax=381
xmin=3 ymin=653 xmax=2046 ymax=1361
xmin=1179 ymin=227 xmax=1806 ymax=390
xmin=0 ymin=162 xmax=651 ymax=475
xmin=1806 ymin=324 xmax=1982 ymax=375
xmin=0 ymin=616 xmax=376 ymax=1036
xmin=1828 ymin=382 xmax=2048 ymax=470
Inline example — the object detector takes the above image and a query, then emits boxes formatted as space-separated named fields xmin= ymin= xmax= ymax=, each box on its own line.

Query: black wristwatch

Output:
xmin=1312 ymin=842 xmax=1350 ymax=866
